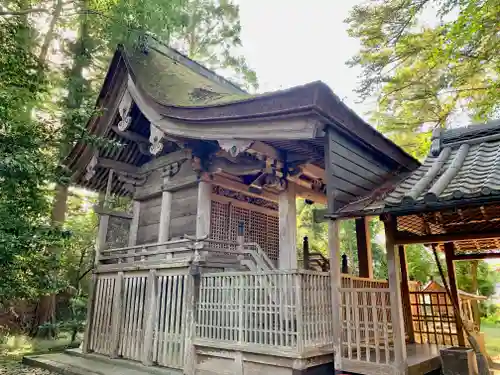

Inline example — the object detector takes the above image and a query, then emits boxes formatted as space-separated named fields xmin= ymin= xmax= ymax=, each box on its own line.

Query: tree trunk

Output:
xmin=38 ymin=0 xmax=64 ymax=68
xmin=32 ymin=0 xmax=90 ymax=337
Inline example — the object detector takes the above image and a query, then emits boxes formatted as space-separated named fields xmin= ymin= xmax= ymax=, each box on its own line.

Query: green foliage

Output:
xmin=0 ymin=18 xmax=64 ymax=303
xmin=346 ymin=0 xmax=500 ymax=159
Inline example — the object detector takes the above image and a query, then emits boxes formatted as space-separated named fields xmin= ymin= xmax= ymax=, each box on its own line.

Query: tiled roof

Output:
xmin=335 ymin=119 xmax=500 ymax=216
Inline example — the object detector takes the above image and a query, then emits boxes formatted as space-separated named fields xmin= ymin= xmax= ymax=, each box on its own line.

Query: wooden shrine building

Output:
xmin=60 ymin=35 xmax=458 ymax=375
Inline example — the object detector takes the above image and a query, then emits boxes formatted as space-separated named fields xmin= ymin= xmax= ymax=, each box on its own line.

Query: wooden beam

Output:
xmin=301 ymin=163 xmax=325 ymax=180
xmin=294 ymin=184 xmax=327 ymax=205
xmin=248 ymin=140 xmax=281 ymax=160
xmin=452 ymin=252 xmax=500 ymax=260
xmin=97 ymin=157 xmax=138 ymax=174
xmin=211 ymin=173 xmax=278 ymax=202
xmin=399 ymin=245 xmax=415 ymax=344
xmin=444 ymin=242 xmax=466 ymax=346
xmin=384 ymin=217 xmax=407 ymax=372
xmin=111 ymin=125 xmax=149 ymax=144
xmin=394 ymin=228 xmax=500 ymax=245
xmin=278 ymin=184 xmax=297 ymax=269
xmin=356 ymin=217 xmax=373 ymax=278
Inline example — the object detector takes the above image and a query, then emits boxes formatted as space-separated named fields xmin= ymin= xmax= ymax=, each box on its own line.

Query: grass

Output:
xmin=0 ymin=332 xmax=81 ymax=374
xmin=482 ymin=320 xmax=500 ymax=359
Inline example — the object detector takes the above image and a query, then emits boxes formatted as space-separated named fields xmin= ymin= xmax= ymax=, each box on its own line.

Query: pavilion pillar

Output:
xmin=384 ymin=216 xmax=407 ymax=373
xmin=196 ymin=179 xmax=212 ymax=238
xmin=399 ymin=245 xmax=415 ymax=343
xmin=278 ymin=184 xmax=297 ymax=269
xmin=328 ymin=220 xmax=342 ymax=370
xmin=470 ymin=261 xmax=481 ymax=327
xmin=356 ymin=217 xmax=373 ymax=278
xmin=444 ymin=242 xmax=466 ymax=346
xmin=158 ymin=191 xmax=172 ymax=245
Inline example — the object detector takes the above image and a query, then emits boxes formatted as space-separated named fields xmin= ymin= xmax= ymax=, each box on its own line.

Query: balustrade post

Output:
xmin=303 ymin=237 xmax=310 ymax=270
xmin=142 ymin=269 xmax=158 ymax=366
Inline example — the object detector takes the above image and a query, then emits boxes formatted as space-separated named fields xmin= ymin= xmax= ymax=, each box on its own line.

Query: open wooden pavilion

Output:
xmin=332 ymin=120 xmax=500 ymax=373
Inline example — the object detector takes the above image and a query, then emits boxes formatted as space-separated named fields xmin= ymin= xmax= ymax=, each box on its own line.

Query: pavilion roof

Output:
xmin=331 ymin=119 xmax=500 ymax=257
xmin=334 ymin=119 xmax=500 ymax=217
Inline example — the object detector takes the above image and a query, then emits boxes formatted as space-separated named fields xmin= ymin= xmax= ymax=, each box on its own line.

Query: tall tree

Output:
xmin=170 ymin=0 xmax=258 ymax=91
xmin=346 ymin=0 xmax=500 ymax=158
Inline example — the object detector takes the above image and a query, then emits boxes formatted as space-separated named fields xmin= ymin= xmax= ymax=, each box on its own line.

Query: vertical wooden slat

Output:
xmin=399 ymin=245 xmax=414 ymax=343
xmin=142 ymin=269 xmax=157 ymax=366
xmin=295 ymin=273 xmax=304 ymax=354
xmin=110 ymin=272 xmax=124 ymax=358
xmin=353 ymin=289 xmax=361 ymax=361
xmin=161 ymin=275 xmax=172 ymax=364
xmin=371 ymin=291 xmax=380 ymax=363
xmin=363 ymin=291 xmax=370 ymax=362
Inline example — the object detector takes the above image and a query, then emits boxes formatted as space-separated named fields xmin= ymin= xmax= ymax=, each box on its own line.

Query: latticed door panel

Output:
xmin=210 ymin=198 xmax=279 ymax=265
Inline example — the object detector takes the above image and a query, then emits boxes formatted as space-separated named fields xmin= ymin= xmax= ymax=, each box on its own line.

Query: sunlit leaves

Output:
xmin=346 ymin=0 xmax=500 ymax=159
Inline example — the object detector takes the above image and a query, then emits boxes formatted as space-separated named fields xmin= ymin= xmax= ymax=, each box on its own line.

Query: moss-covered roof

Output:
xmin=125 ymin=40 xmax=252 ymax=107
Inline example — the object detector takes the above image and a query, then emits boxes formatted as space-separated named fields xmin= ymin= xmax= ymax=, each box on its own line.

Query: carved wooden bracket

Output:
xmin=84 ymin=152 xmax=98 ymax=181
xmin=118 ymin=91 xmax=133 ymax=131
xmin=161 ymin=159 xmax=187 ymax=178
xmin=217 ymin=139 xmax=254 ymax=157
xmin=116 ymin=170 xmax=148 ymax=193
xmin=149 ymin=125 xmax=165 ymax=155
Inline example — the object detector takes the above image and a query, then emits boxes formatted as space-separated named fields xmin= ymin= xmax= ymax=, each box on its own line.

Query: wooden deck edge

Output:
xmin=64 ymin=348 xmax=182 ymax=375
xmin=341 ymin=358 xmax=397 ymax=375
xmin=22 ymin=355 xmax=100 ymax=375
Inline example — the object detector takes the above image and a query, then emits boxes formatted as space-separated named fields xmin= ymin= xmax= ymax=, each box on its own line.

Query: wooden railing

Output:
xmin=194 ymin=270 xmax=333 ymax=356
xmin=340 ymin=287 xmax=395 ymax=366
xmin=88 ymin=270 xmax=190 ymax=369
xmin=409 ymin=291 xmax=460 ymax=346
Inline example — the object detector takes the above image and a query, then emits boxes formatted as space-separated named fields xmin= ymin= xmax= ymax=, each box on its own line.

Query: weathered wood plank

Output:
xmin=170 ymin=215 xmax=197 ymax=238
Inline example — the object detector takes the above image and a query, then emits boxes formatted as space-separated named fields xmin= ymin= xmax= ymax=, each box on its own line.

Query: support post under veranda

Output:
xmin=399 ymin=245 xmax=415 ymax=344
xmin=444 ymin=242 xmax=466 ymax=346
xmin=383 ymin=215 xmax=407 ymax=374
xmin=82 ymin=170 xmax=113 ymax=353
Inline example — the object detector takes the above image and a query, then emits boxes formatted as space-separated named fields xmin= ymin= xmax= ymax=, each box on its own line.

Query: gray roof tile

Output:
xmin=335 ymin=119 xmax=500 ymax=216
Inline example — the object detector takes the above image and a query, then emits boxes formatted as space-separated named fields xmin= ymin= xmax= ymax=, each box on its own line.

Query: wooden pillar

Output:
xmin=356 ymin=217 xmax=373 ymax=278
xmin=128 ymin=200 xmax=140 ymax=247
xmin=384 ymin=217 xmax=407 ymax=373
xmin=303 ymin=236 xmax=310 ymax=270
xmin=278 ymin=184 xmax=297 ymax=269
xmin=196 ymin=179 xmax=212 ymax=238
xmin=328 ymin=220 xmax=342 ymax=369
xmin=158 ymin=191 xmax=172 ymax=243
xmin=399 ymin=245 xmax=415 ymax=343
xmin=444 ymin=242 xmax=466 ymax=346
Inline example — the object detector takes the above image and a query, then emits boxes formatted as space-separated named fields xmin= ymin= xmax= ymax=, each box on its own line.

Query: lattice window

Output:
xmin=210 ymin=197 xmax=279 ymax=265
